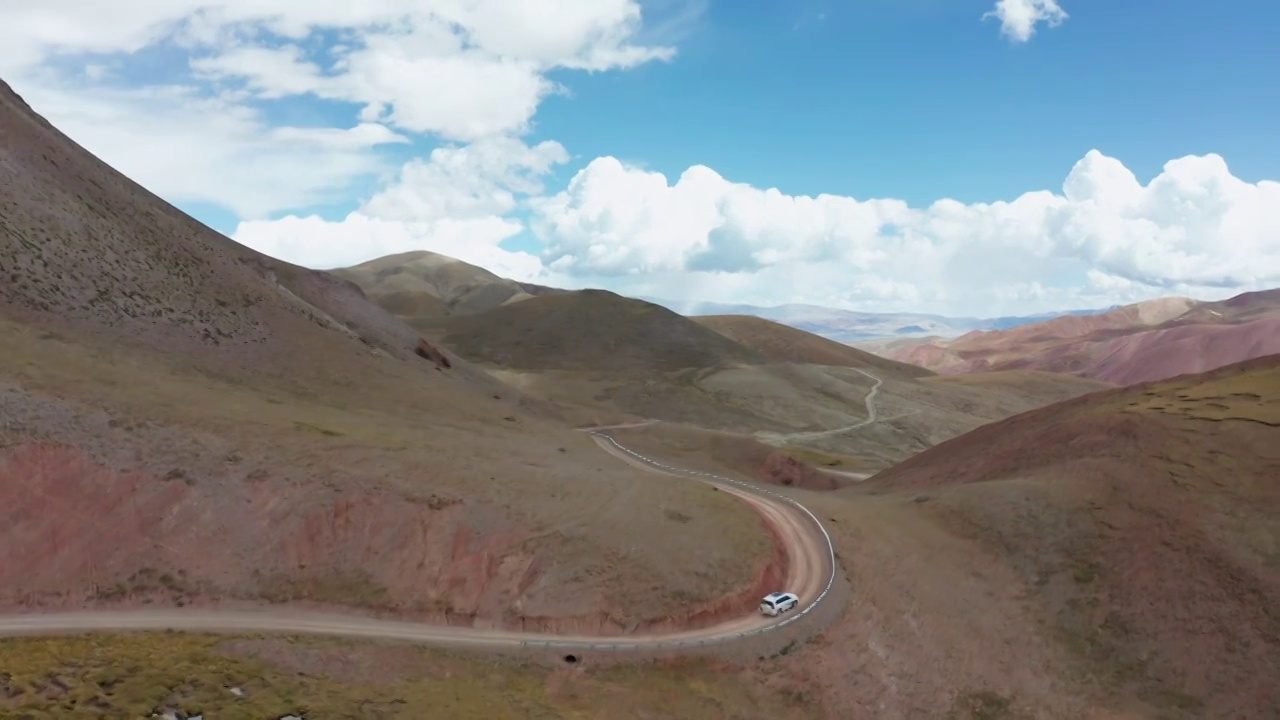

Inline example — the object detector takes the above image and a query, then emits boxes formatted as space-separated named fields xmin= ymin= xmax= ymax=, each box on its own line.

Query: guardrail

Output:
xmin=519 ymin=432 xmax=838 ymax=651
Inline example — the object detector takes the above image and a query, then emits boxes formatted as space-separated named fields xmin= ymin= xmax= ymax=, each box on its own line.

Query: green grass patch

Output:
xmin=0 ymin=633 xmax=813 ymax=719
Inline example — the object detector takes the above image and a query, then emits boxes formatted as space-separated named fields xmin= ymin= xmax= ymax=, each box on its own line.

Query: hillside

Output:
xmin=0 ymin=78 xmax=777 ymax=635
xmin=854 ymin=355 xmax=1280 ymax=718
xmin=879 ymin=293 xmax=1280 ymax=385
xmin=433 ymin=289 xmax=1112 ymax=476
xmin=440 ymin=290 xmax=766 ymax=373
xmin=658 ymin=298 xmax=1110 ymax=342
xmin=693 ymin=314 xmax=933 ymax=378
xmin=330 ymin=250 xmax=562 ymax=326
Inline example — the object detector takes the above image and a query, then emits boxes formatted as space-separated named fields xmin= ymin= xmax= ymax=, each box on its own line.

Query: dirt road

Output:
xmin=757 ymin=368 xmax=884 ymax=444
xmin=0 ymin=433 xmax=836 ymax=652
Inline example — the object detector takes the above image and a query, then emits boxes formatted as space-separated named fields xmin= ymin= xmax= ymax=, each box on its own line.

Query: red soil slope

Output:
xmin=887 ymin=293 xmax=1280 ymax=385
xmin=0 ymin=76 xmax=779 ymax=634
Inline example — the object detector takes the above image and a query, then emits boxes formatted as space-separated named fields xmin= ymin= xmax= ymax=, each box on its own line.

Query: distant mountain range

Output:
xmin=643 ymin=298 xmax=1113 ymax=343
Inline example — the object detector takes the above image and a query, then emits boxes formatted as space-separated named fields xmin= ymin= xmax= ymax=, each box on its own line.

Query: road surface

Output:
xmin=0 ymin=431 xmax=836 ymax=652
xmin=757 ymin=368 xmax=885 ymax=444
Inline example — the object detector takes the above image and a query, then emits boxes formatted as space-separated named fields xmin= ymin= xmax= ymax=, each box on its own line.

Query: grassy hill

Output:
xmin=428 ymin=286 xmax=1112 ymax=476
xmin=693 ymin=314 xmax=933 ymax=378
xmin=0 ymin=77 xmax=774 ymax=635
xmin=852 ymin=354 xmax=1280 ymax=718
xmin=441 ymin=290 xmax=765 ymax=373
xmin=331 ymin=250 xmax=563 ymax=326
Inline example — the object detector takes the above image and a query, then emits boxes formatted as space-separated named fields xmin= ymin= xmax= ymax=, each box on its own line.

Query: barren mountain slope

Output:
xmin=1186 ymin=287 xmax=1280 ymax=324
xmin=693 ymin=314 xmax=933 ymax=378
xmin=440 ymin=289 xmax=767 ymax=373
xmin=1085 ymin=316 xmax=1280 ymax=385
xmin=432 ymin=291 xmax=1113 ymax=478
xmin=852 ymin=355 xmax=1280 ymax=718
xmin=330 ymin=250 xmax=562 ymax=326
xmin=0 ymin=78 xmax=777 ymax=634
xmin=883 ymin=293 xmax=1280 ymax=385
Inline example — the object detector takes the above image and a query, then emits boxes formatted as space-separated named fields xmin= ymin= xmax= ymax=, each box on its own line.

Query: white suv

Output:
xmin=759 ymin=591 xmax=799 ymax=617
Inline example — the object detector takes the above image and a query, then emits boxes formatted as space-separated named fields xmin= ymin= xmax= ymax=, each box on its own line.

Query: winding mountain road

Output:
xmin=0 ymin=416 xmax=843 ymax=653
xmin=756 ymin=368 xmax=885 ymax=444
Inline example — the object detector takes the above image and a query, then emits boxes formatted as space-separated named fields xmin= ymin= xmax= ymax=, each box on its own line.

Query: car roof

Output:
xmin=763 ymin=591 xmax=795 ymax=600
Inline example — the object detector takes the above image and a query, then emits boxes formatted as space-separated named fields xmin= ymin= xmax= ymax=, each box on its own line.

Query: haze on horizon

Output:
xmin=5 ymin=0 xmax=1277 ymax=317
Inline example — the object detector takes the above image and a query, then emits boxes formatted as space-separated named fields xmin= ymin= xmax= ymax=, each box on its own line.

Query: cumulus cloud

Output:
xmin=362 ymin=137 xmax=569 ymax=222
xmin=3 ymin=0 xmax=677 ymax=215
xmin=10 ymin=2 xmax=1277 ymax=318
xmin=235 ymin=213 xmax=544 ymax=278
xmin=13 ymin=79 xmax=407 ymax=218
xmin=5 ymin=1 xmax=676 ymax=141
xmin=231 ymin=144 xmax=1280 ymax=316
xmin=233 ymin=135 xmax=569 ymax=277
xmin=523 ymin=150 xmax=1280 ymax=315
xmin=983 ymin=0 xmax=1068 ymax=42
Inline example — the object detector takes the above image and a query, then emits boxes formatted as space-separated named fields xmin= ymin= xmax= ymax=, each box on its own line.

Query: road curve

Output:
xmin=0 ymin=433 xmax=838 ymax=652
xmin=760 ymin=368 xmax=884 ymax=444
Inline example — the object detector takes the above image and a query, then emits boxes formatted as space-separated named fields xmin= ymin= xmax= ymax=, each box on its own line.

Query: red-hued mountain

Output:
xmin=880 ymin=293 xmax=1280 ymax=385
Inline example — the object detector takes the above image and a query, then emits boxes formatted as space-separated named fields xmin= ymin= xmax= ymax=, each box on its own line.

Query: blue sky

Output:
xmin=5 ymin=0 xmax=1279 ymax=316
xmin=529 ymin=0 xmax=1280 ymax=204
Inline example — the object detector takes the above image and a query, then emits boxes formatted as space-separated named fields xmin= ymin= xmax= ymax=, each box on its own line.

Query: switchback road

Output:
xmin=0 ymin=430 xmax=838 ymax=653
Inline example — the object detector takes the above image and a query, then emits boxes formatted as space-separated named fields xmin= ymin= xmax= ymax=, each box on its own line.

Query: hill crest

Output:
xmin=882 ymin=290 xmax=1280 ymax=385
xmin=441 ymin=290 xmax=766 ymax=373
xmin=857 ymin=354 xmax=1280 ymax=717
xmin=693 ymin=314 xmax=933 ymax=379
xmin=331 ymin=250 xmax=563 ymax=321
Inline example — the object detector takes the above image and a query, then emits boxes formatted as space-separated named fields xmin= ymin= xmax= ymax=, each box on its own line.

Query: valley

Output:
xmin=1 ymin=58 xmax=1278 ymax=720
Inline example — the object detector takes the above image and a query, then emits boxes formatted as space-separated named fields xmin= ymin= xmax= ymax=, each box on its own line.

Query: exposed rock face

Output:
xmin=759 ymin=451 xmax=840 ymax=491
xmin=414 ymin=338 xmax=452 ymax=369
xmin=0 ymin=440 xmax=785 ymax=635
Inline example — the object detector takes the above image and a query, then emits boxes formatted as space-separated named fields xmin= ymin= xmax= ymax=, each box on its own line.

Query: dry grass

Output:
xmin=0 ymin=318 xmax=771 ymax=631
xmin=439 ymin=289 xmax=764 ymax=373
xmin=0 ymin=633 xmax=816 ymax=719
xmin=693 ymin=313 xmax=933 ymax=378
xmin=331 ymin=249 xmax=563 ymax=318
xmin=1119 ymin=361 xmax=1280 ymax=425
xmin=853 ymin=355 xmax=1280 ymax=718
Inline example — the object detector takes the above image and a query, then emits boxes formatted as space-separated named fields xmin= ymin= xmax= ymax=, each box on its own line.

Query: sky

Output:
xmin=4 ymin=0 xmax=1279 ymax=317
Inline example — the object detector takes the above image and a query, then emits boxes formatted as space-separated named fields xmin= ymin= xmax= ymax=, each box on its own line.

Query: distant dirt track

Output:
xmin=757 ymin=368 xmax=884 ymax=444
xmin=0 ymin=430 xmax=838 ymax=653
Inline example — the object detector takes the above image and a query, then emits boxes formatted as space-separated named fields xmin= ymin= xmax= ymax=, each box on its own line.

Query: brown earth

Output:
xmin=593 ymin=368 xmax=1110 ymax=486
xmin=577 ymin=359 xmax=1277 ymax=717
xmin=389 ymin=282 xmax=1112 ymax=472
xmin=440 ymin=289 xmax=767 ymax=374
xmin=0 ymin=77 xmax=777 ymax=635
xmin=693 ymin=313 xmax=934 ymax=378
xmin=330 ymin=249 xmax=563 ymax=326
xmin=0 ymin=633 xmax=828 ymax=719
xmin=818 ymin=354 xmax=1280 ymax=718
xmin=12 ymin=68 xmax=1277 ymax=720
xmin=881 ymin=293 xmax=1280 ymax=386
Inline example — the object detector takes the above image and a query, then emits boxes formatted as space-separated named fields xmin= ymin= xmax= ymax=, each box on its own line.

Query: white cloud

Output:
xmin=9 ymin=2 xmax=1277 ymax=319
xmin=232 ymin=135 xmax=569 ymax=276
xmin=3 ymin=0 xmax=680 ymax=215
xmin=13 ymin=78 xmax=407 ymax=219
xmin=235 ymin=212 xmax=543 ymax=277
xmin=522 ymin=150 xmax=1280 ymax=315
xmin=362 ymin=136 xmax=569 ymax=222
xmin=228 ymin=145 xmax=1280 ymax=317
xmin=983 ymin=0 xmax=1068 ymax=42
xmin=5 ymin=1 xmax=677 ymax=141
